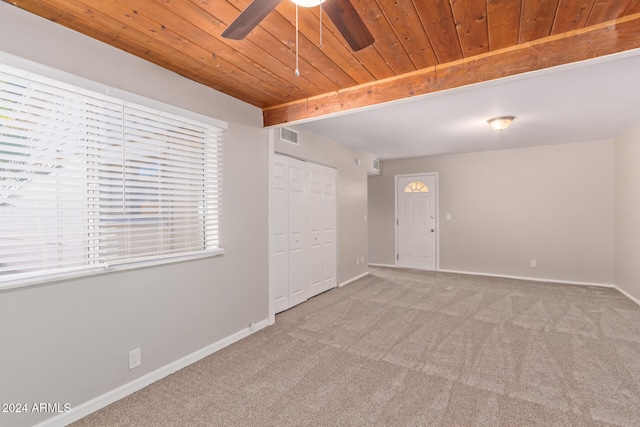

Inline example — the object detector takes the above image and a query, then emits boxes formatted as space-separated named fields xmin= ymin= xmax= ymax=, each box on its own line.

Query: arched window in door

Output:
xmin=403 ymin=180 xmax=429 ymax=193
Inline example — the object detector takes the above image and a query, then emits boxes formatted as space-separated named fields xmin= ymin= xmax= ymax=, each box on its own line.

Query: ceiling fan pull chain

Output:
xmin=295 ymin=3 xmax=300 ymax=77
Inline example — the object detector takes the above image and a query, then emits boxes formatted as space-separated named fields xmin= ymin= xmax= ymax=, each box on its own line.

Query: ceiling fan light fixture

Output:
xmin=291 ymin=0 xmax=325 ymax=7
xmin=488 ymin=116 xmax=515 ymax=131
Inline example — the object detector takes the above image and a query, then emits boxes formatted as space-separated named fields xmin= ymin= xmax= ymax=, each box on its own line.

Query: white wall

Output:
xmin=274 ymin=129 xmax=372 ymax=284
xmin=614 ymin=122 xmax=640 ymax=302
xmin=369 ymin=140 xmax=616 ymax=285
xmin=0 ymin=4 xmax=268 ymax=426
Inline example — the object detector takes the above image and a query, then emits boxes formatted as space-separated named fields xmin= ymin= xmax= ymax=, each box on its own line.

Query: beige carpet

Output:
xmin=72 ymin=267 xmax=640 ymax=426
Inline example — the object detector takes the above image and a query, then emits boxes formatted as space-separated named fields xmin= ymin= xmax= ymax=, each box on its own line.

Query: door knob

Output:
xmin=431 ymin=229 xmax=435 ymax=232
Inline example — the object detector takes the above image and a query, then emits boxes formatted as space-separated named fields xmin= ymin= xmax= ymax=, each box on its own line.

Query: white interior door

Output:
xmin=307 ymin=162 xmax=336 ymax=297
xmin=321 ymin=167 xmax=337 ymax=291
xmin=270 ymin=154 xmax=337 ymax=314
xmin=287 ymin=158 xmax=307 ymax=307
xmin=270 ymin=155 xmax=289 ymax=313
xmin=397 ymin=174 xmax=437 ymax=270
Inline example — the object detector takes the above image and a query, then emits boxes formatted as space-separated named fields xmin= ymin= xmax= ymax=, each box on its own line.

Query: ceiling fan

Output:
xmin=221 ymin=0 xmax=375 ymax=52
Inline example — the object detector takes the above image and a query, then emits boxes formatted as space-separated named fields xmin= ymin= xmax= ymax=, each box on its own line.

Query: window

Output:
xmin=0 ymin=63 xmax=225 ymax=288
xmin=403 ymin=180 xmax=429 ymax=193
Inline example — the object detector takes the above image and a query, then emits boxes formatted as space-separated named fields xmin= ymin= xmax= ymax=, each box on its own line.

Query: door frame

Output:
xmin=268 ymin=136 xmax=276 ymax=325
xmin=394 ymin=172 xmax=440 ymax=270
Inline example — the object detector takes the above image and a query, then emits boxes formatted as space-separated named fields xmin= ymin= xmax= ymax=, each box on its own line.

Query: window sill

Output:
xmin=0 ymin=249 xmax=225 ymax=292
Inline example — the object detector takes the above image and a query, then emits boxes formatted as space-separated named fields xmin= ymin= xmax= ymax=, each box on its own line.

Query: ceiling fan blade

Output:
xmin=323 ymin=0 xmax=374 ymax=51
xmin=222 ymin=0 xmax=283 ymax=40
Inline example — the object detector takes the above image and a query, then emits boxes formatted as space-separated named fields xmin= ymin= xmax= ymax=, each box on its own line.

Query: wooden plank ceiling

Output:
xmin=7 ymin=0 xmax=640 ymax=126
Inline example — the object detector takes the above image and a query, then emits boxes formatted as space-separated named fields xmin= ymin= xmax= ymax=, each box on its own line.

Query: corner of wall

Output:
xmin=613 ymin=122 xmax=640 ymax=303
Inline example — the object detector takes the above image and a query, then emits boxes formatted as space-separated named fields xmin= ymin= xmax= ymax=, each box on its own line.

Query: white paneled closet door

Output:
xmin=271 ymin=154 xmax=337 ymax=314
xmin=287 ymin=158 xmax=307 ymax=308
xmin=270 ymin=155 xmax=289 ymax=313
xmin=308 ymin=162 xmax=337 ymax=298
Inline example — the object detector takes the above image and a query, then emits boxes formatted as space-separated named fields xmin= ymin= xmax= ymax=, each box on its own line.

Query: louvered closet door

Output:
xmin=308 ymin=162 xmax=337 ymax=298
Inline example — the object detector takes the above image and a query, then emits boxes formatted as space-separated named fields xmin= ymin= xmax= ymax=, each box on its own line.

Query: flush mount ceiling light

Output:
xmin=487 ymin=116 xmax=515 ymax=131
xmin=291 ymin=0 xmax=325 ymax=6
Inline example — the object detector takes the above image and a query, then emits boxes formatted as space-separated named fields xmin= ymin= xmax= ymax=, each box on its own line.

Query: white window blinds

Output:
xmin=0 ymin=64 xmax=224 ymax=286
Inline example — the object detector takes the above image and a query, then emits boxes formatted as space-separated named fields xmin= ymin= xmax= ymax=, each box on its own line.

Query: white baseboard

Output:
xmin=338 ymin=271 xmax=369 ymax=287
xmin=613 ymin=285 xmax=640 ymax=306
xmin=373 ymin=265 xmax=640 ymax=307
xmin=437 ymin=268 xmax=615 ymax=288
xmin=36 ymin=318 xmax=270 ymax=427
xmin=370 ymin=264 xmax=622 ymax=291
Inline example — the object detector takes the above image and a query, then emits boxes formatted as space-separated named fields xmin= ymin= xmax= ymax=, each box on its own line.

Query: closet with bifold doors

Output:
xmin=270 ymin=153 xmax=337 ymax=313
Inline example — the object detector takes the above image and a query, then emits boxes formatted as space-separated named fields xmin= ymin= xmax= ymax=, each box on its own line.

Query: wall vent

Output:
xmin=279 ymin=127 xmax=299 ymax=145
xmin=372 ymin=158 xmax=380 ymax=172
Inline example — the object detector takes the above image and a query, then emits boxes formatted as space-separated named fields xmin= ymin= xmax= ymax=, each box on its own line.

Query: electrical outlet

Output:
xmin=530 ymin=259 xmax=537 ymax=268
xmin=129 ymin=348 xmax=141 ymax=370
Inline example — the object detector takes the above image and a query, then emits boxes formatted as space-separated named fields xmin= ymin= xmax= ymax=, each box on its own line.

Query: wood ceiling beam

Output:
xmin=263 ymin=13 xmax=640 ymax=127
